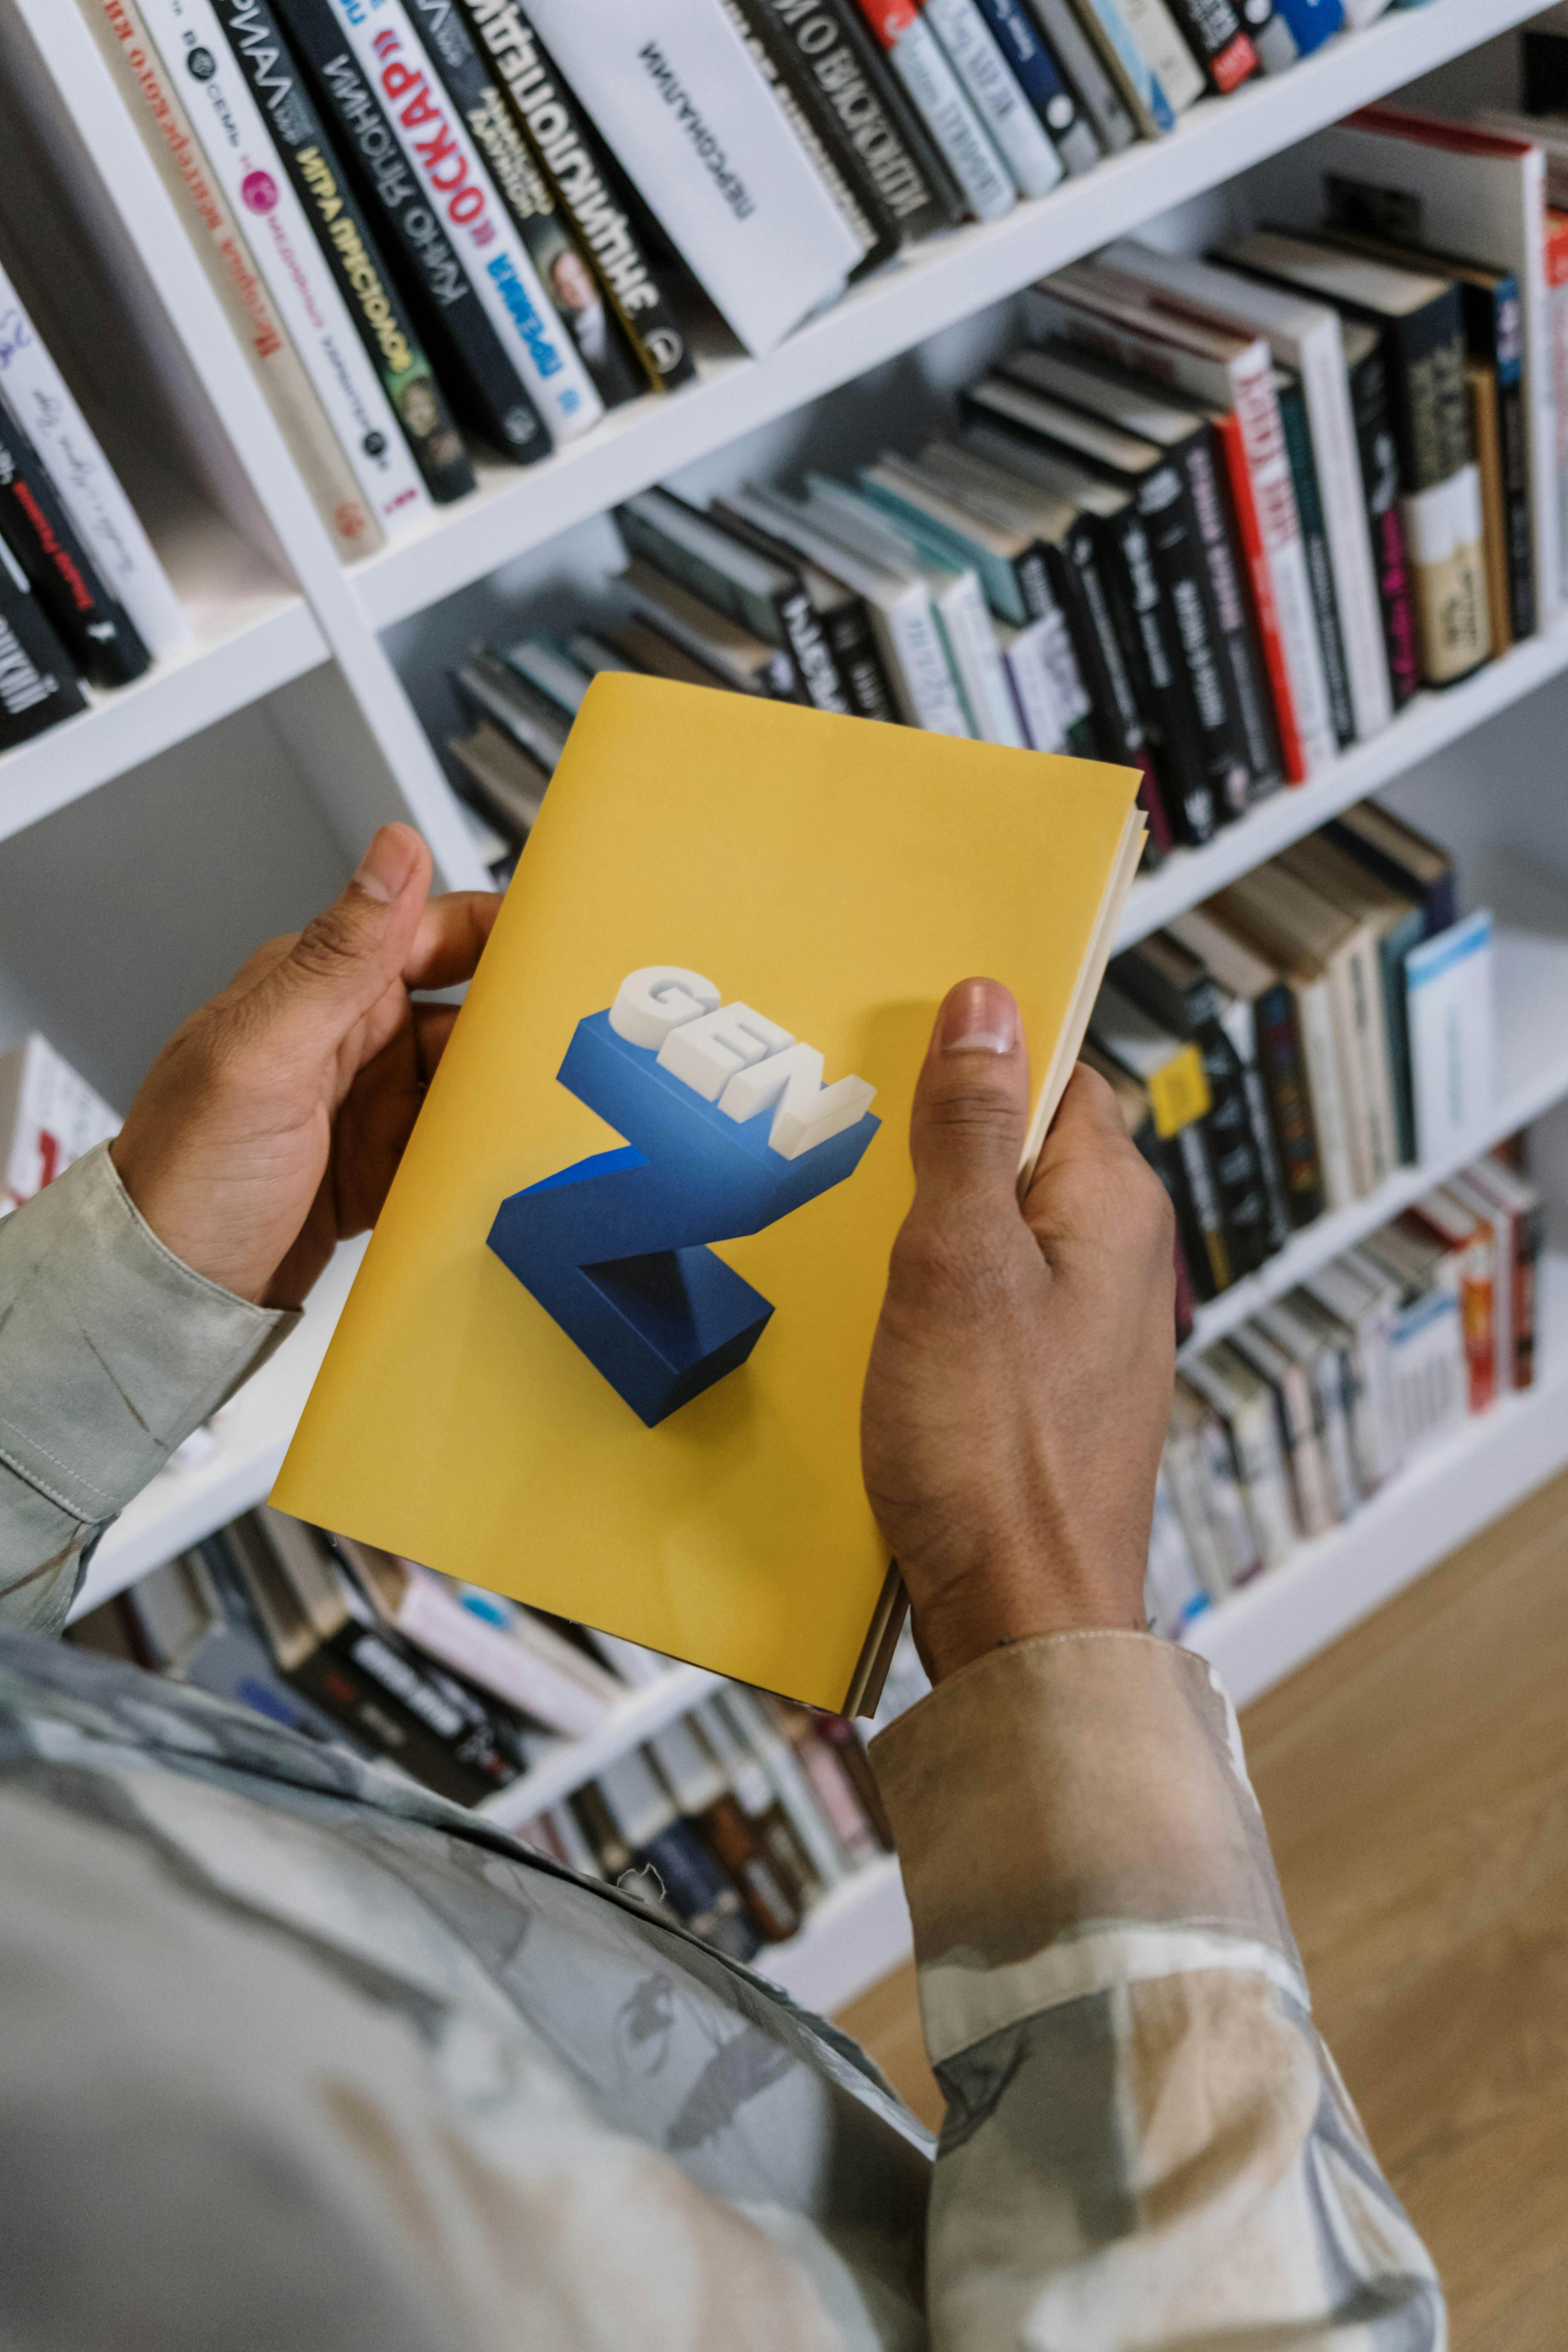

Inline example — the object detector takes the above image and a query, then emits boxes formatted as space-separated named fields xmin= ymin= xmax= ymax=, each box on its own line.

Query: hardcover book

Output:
xmin=274 ymin=675 xmax=1142 ymax=1712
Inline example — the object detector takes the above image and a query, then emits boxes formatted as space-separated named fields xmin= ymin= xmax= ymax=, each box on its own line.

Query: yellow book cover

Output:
xmin=274 ymin=677 xmax=1142 ymax=1711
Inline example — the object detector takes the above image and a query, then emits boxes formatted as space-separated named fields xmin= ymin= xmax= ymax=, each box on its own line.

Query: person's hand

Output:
xmin=862 ymin=977 xmax=1176 ymax=1682
xmin=111 ymin=825 xmax=501 ymax=1311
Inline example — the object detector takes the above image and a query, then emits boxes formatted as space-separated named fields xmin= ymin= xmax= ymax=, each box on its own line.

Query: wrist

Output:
xmin=909 ymin=1560 xmax=1146 ymax=1683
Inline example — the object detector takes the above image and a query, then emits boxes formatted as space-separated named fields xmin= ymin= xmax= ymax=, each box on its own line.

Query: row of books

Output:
xmin=66 ymin=0 xmax=1442 ymax=585
xmin=1089 ymin=804 xmax=1493 ymax=1320
xmin=439 ymin=113 xmax=1556 ymax=879
xmin=67 ymin=1504 xmax=911 ymax=1961
xmin=1145 ymin=1145 xmax=1545 ymax=1637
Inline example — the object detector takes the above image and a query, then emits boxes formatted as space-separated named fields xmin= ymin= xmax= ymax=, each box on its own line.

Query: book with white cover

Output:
xmin=0 ymin=252 xmax=188 ymax=659
xmin=802 ymin=477 xmax=976 ymax=736
xmin=1405 ymin=909 xmax=1494 ymax=1164
xmin=0 ymin=1034 xmax=118 ymax=1215
xmin=135 ymin=0 xmax=429 ymax=535
xmin=519 ymin=0 xmax=861 ymax=356
xmin=733 ymin=483 xmax=970 ymax=735
xmin=922 ymin=0 xmax=1063 ymax=199
xmin=1260 ymin=109 xmax=1558 ymax=631
xmin=1119 ymin=0 xmax=1205 ymax=115
xmin=1184 ymin=239 xmax=1394 ymax=745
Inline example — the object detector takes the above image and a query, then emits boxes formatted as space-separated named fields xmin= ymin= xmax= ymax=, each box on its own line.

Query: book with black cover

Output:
xmin=0 ymin=548 xmax=83 ymax=748
xmin=1090 ymin=981 xmax=1236 ymax=1300
xmin=1275 ymin=372 xmax=1354 ymax=749
xmin=787 ymin=0 xmax=967 ymax=239
xmin=1343 ymin=322 xmax=1420 ymax=711
xmin=708 ymin=499 xmax=899 ymax=720
xmin=277 ymin=0 xmax=549 ymax=461
xmin=1324 ymin=800 xmax=1456 ymax=937
xmin=1164 ymin=0 xmax=1257 ymax=94
xmin=0 ymin=398 xmax=147 ymax=688
xmin=213 ymin=0 xmax=475 ymax=502
xmin=455 ymin=0 xmax=697 ymax=391
xmin=725 ymin=0 xmax=898 ymax=270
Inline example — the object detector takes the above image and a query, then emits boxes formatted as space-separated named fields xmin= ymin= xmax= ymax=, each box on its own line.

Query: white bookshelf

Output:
xmin=12 ymin=0 xmax=1568 ymax=2020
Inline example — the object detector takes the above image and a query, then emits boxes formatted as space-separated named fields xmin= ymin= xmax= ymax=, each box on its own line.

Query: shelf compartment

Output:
xmin=1182 ymin=918 xmax=1568 ymax=1357
xmin=351 ymin=0 xmax=1533 ymax=630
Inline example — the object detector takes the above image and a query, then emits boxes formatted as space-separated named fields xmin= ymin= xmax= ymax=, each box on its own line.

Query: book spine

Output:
xmin=211 ymin=0 xmax=475 ymax=504
xmin=1162 ymin=0 xmax=1256 ymax=91
xmin=768 ymin=583 xmax=851 ymax=713
xmin=281 ymin=17 xmax=547 ymax=461
xmin=1294 ymin=974 xmax=1354 ymax=1213
xmin=920 ymin=0 xmax=1063 ymax=199
xmin=1255 ymin=977 xmax=1324 ymax=1226
xmin=81 ymin=0 xmax=381 ymax=557
xmin=135 ymin=0 xmax=432 ymax=531
xmin=1190 ymin=1013 xmax=1271 ymax=1275
xmin=1182 ymin=427 xmax=1282 ymax=796
xmin=872 ymin=587 xmax=970 ymax=732
xmin=1172 ymin=1116 xmax=1233 ymax=1297
xmin=1379 ymin=914 xmax=1421 ymax=1167
xmin=967 ymin=0 xmax=1100 ymax=175
xmin=1120 ymin=0 xmax=1207 ymax=109
xmin=1389 ymin=299 xmax=1490 ymax=686
xmin=810 ymin=0 xmax=969 ymax=236
xmin=939 ymin=570 xmax=1025 ymax=743
xmin=1138 ymin=455 xmax=1253 ymax=822
xmin=400 ymin=0 xmax=644 ymax=408
xmin=0 ymin=544 xmax=85 ymax=747
xmin=1347 ymin=339 xmax=1419 ymax=710
xmin=314 ymin=0 xmax=603 ymax=441
xmin=1294 ymin=323 xmax=1393 ymax=742
xmin=1000 ymin=615 xmax=1065 ymax=747
xmin=1027 ymin=0 xmax=1137 ymax=152
xmin=1218 ymin=992 xmax=1291 ymax=1252
xmin=0 ymin=257 xmax=187 ymax=661
xmin=718 ymin=0 xmax=887 ymax=268
xmin=852 ymin=0 xmax=1016 ymax=222
xmin=1110 ymin=501 xmax=1218 ymax=846
xmin=1072 ymin=0 xmax=1176 ymax=136
xmin=0 ymin=397 xmax=149 ymax=687
xmin=1277 ymin=377 xmax=1354 ymax=749
xmin=1491 ymin=284 xmax=1536 ymax=645
xmin=1225 ymin=346 xmax=1337 ymax=778
xmin=1053 ymin=519 xmax=1173 ymax=858
xmin=1513 ymin=1186 xmax=1543 ymax=1391
xmin=824 ymin=594 xmax=900 ymax=721
xmin=455 ymin=0 xmax=696 ymax=390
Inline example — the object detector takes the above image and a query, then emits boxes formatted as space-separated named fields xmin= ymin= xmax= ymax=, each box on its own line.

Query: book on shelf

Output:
xmin=1030 ymin=254 xmax=1337 ymax=782
xmin=453 ymin=0 xmax=700 ymax=394
xmin=282 ymin=0 xmax=605 ymax=446
xmin=798 ymin=475 xmax=988 ymax=737
xmin=596 ymin=1743 xmax=761 ymax=1956
xmin=0 ymin=1034 xmax=118 ymax=1216
xmin=969 ymin=0 xmax=1102 ymax=178
xmin=1030 ymin=0 xmax=1138 ymax=154
xmin=1545 ymin=208 xmax=1568 ymax=618
xmin=695 ymin=1694 xmax=822 ymax=1914
xmin=1222 ymin=229 xmax=1491 ymax=691
xmin=617 ymin=561 xmax=796 ymax=700
xmin=209 ymin=0 xmax=476 ymax=505
xmin=1301 ymin=1251 xmax=1400 ymax=1490
xmin=1164 ymin=1380 xmax=1261 ymax=1602
xmin=446 ymin=714 xmax=551 ymax=842
xmin=1229 ymin=1314 xmax=1338 ymax=1539
xmin=454 ymin=648 xmax=571 ymax=773
xmin=0 ymin=243 xmax=187 ymax=663
xmin=1324 ymin=798 xmax=1457 ymax=934
xmin=0 ymin=398 xmax=149 ymax=691
xmin=0 ymin=552 xmax=84 ymax=752
xmin=848 ymin=0 xmax=1017 ymax=225
xmin=1404 ymin=906 xmax=1494 ymax=1163
xmin=649 ymin=1712 xmax=802 ymax=1940
xmin=1271 ymin=0 xmax=1341 ymax=55
xmin=1181 ymin=1340 xmax=1297 ymax=1567
xmin=1089 ymin=979 xmax=1235 ymax=1299
xmin=1407 ymin=1183 xmax=1498 ymax=1416
xmin=77 ymin=0 xmax=382 ymax=557
xmin=920 ymin=0 xmax=1066 ymax=202
xmin=1145 ymin=1465 xmax=1209 ymax=1638
xmin=1164 ymin=0 xmax=1256 ymax=94
xmin=708 ymin=497 xmax=900 ymax=723
xmin=1080 ymin=1037 xmax=1201 ymax=1335
xmin=1451 ymin=1155 xmax=1542 ymax=1395
xmin=1066 ymin=0 xmax=1179 ymax=140
xmin=1296 ymin=107 xmax=1559 ymax=636
xmin=133 ymin=0 xmax=436 ymax=535
xmin=1279 ymin=828 xmax=1422 ymax=1167
xmin=272 ymin=672 xmax=1145 ymax=1714
xmin=504 ymin=638 xmax=591 ymax=717
xmin=519 ymin=0 xmax=865 ymax=354
xmin=716 ymin=0 xmax=893 ymax=274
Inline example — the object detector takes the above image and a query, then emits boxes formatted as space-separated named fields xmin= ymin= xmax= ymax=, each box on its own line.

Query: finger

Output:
xmin=248 ymin=825 xmax=432 ymax=1054
xmin=1027 ymin=1061 xmax=1133 ymax=1194
xmin=907 ymin=977 xmax=1031 ymax=1220
xmin=403 ymin=890 xmax=503 ymax=992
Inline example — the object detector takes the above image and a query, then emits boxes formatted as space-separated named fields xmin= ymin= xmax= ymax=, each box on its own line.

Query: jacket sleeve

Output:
xmin=0 ymin=1144 xmax=298 ymax=1635
xmin=871 ymin=1629 xmax=1444 ymax=2350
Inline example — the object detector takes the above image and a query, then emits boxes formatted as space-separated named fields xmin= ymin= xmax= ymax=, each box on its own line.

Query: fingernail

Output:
xmin=940 ymin=978 xmax=1018 ymax=1055
xmin=351 ymin=825 xmax=419 ymax=905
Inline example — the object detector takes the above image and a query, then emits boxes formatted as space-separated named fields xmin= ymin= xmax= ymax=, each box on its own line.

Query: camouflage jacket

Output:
xmin=0 ymin=1145 xmax=1444 ymax=2346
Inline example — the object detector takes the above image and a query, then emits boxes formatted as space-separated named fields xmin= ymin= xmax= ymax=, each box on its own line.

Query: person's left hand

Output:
xmin=111 ymin=824 xmax=501 ymax=1310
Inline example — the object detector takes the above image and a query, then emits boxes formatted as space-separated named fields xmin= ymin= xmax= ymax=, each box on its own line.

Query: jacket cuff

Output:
xmin=0 ymin=1142 xmax=298 ymax=1527
xmin=869 ymin=1631 xmax=1304 ymax=2065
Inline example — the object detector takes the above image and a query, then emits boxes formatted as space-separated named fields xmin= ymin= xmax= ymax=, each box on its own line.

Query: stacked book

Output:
xmin=71 ymin=0 xmax=1441 ymax=565
xmin=1089 ymin=804 xmax=1492 ymax=1323
xmin=67 ymin=1506 xmax=919 ymax=1962
xmin=1145 ymin=1145 xmax=1545 ymax=1637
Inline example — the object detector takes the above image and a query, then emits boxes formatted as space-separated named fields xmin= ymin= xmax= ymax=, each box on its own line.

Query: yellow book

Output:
xmin=274 ymin=677 xmax=1142 ymax=1712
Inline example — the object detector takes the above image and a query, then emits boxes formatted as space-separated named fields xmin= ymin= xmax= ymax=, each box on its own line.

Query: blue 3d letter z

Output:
xmin=488 ymin=968 xmax=880 ymax=1426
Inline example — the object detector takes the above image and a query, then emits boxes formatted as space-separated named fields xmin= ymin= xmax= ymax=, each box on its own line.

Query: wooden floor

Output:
xmin=838 ymin=1462 xmax=1568 ymax=2346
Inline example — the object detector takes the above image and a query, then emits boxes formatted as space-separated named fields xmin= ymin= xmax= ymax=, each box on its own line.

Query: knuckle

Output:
xmin=920 ymin=1082 xmax=1020 ymax=1149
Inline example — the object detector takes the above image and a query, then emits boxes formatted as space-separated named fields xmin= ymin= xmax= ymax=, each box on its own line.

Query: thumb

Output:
xmin=255 ymin=824 xmax=432 ymax=1047
xmin=908 ymin=977 xmax=1031 ymax=1219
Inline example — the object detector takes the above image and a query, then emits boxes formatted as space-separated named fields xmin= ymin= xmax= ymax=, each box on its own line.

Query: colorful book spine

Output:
xmin=920 ymin=0 xmax=1063 ymax=200
xmin=78 ymin=0 xmax=381 ymax=557
xmin=1276 ymin=377 xmax=1354 ymax=749
xmin=0 ymin=398 xmax=149 ymax=687
xmin=852 ymin=0 xmax=1016 ymax=223
xmin=0 ymin=545 xmax=84 ymax=747
xmin=1346 ymin=334 xmax=1420 ymax=709
xmin=210 ymin=0 xmax=475 ymax=503
xmin=1163 ymin=0 xmax=1256 ymax=92
xmin=135 ymin=0 xmax=432 ymax=534
xmin=968 ymin=0 xmax=1100 ymax=175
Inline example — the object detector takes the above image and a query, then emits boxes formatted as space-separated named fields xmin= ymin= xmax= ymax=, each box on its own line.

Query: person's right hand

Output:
xmin=862 ymin=977 xmax=1176 ymax=1682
